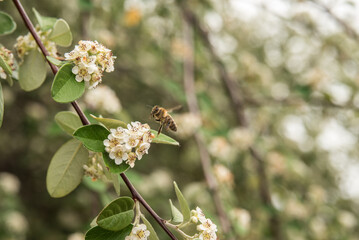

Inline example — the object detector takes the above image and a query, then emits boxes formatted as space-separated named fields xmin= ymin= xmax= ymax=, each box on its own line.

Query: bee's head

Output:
xmin=151 ymin=105 xmax=160 ymax=115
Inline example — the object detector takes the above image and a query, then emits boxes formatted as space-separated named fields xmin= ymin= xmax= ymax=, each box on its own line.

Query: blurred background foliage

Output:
xmin=1 ymin=0 xmax=359 ymax=239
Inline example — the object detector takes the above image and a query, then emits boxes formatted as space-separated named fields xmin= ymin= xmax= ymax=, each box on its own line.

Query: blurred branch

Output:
xmin=182 ymin=18 xmax=232 ymax=234
xmin=177 ymin=1 xmax=283 ymax=239
xmin=12 ymin=1 xmax=177 ymax=239
xmin=310 ymin=0 xmax=359 ymax=41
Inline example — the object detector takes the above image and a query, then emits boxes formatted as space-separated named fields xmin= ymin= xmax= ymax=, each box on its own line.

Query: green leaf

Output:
xmin=18 ymin=49 xmax=47 ymax=91
xmin=141 ymin=214 xmax=160 ymax=240
xmin=73 ymin=124 xmax=110 ymax=152
xmin=97 ymin=197 xmax=134 ymax=231
xmin=51 ymin=63 xmax=85 ymax=103
xmin=173 ymin=182 xmax=191 ymax=222
xmin=32 ymin=8 xmax=57 ymax=31
xmin=90 ymin=115 xmax=127 ymax=129
xmin=46 ymin=56 xmax=69 ymax=66
xmin=0 ymin=11 xmax=16 ymax=35
xmin=55 ymin=111 xmax=83 ymax=135
xmin=83 ymin=176 xmax=107 ymax=193
xmin=0 ymin=55 xmax=13 ymax=86
xmin=85 ymin=224 xmax=133 ymax=240
xmin=90 ymin=115 xmax=180 ymax=146
xmin=49 ymin=19 xmax=73 ymax=47
xmin=151 ymin=130 xmax=180 ymax=146
xmin=0 ymin=82 xmax=3 ymax=128
xmin=169 ymin=199 xmax=183 ymax=223
xmin=46 ymin=139 xmax=89 ymax=198
xmin=103 ymin=152 xmax=130 ymax=174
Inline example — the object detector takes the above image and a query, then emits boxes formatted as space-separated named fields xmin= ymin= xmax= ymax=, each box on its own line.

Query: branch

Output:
xmin=12 ymin=1 xmax=177 ymax=239
xmin=177 ymin=2 xmax=283 ymax=239
xmin=182 ymin=18 xmax=232 ymax=234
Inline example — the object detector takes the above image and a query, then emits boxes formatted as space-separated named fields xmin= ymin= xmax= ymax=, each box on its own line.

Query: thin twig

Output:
xmin=12 ymin=1 xmax=177 ymax=239
xmin=177 ymin=1 xmax=283 ymax=239
xmin=182 ymin=18 xmax=232 ymax=234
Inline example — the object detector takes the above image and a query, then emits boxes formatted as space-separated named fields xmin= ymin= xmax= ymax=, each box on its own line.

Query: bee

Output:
xmin=150 ymin=105 xmax=181 ymax=135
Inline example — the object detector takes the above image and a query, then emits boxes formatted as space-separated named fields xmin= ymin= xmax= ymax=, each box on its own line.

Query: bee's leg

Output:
xmin=157 ymin=124 xmax=163 ymax=136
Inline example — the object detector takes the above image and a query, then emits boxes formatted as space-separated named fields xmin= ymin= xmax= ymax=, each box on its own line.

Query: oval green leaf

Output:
xmin=0 ymin=11 xmax=16 ymax=35
xmin=46 ymin=56 xmax=69 ymax=66
xmin=103 ymin=152 xmax=130 ymax=173
xmin=51 ymin=63 xmax=85 ymax=103
xmin=141 ymin=214 xmax=159 ymax=240
xmin=169 ymin=199 xmax=183 ymax=223
xmin=150 ymin=130 xmax=180 ymax=146
xmin=32 ymin=8 xmax=57 ymax=31
xmin=90 ymin=115 xmax=127 ymax=129
xmin=46 ymin=139 xmax=89 ymax=198
xmin=49 ymin=19 xmax=73 ymax=47
xmin=0 ymin=82 xmax=3 ymax=128
xmin=174 ymin=182 xmax=191 ymax=222
xmin=97 ymin=197 xmax=134 ymax=231
xmin=73 ymin=124 xmax=110 ymax=152
xmin=55 ymin=111 xmax=83 ymax=135
xmin=19 ymin=49 xmax=47 ymax=91
xmin=90 ymin=115 xmax=180 ymax=146
xmin=85 ymin=224 xmax=133 ymax=240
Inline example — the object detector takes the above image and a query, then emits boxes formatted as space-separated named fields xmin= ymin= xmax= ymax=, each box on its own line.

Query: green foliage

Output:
xmin=46 ymin=139 xmax=89 ymax=198
xmin=46 ymin=56 xmax=68 ymax=66
xmin=55 ymin=111 xmax=83 ymax=135
xmin=90 ymin=115 xmax=180 ymax=146
xmin=49 ymin=19 xmax=73 ymax=47
xmin=0 ymin=82 xmax=3 ymax=128
xmin=83 ymin=176 xmax=107 ymax=193
xmin=51 ymin=63 xmax=85 ymax=103
xmin=0 ymin=11 xmax=16 ymax=35
xmin=96 ymin=197 xmax=134 ymax=231
xmin=169 ymin=199 xmax=183 ymax=223
xmin=141 ymin=214 xmax=160 ymax=240
xmin=0 ymin=55 xmax=13 ymax=86
xmin=173 ymin=181 xmax=191 ymax=223
xmin=32 ymin=8 xmax=57 ymax=31
xmin=85 ymin=224 xmax=133 ymax=240
xmin=103 ymin=152 xmax=130 ymax=173
xmin=73 ymin=124 xmax=110 ymax=152
xmin=18 ymin=49 xmax=47 ymax=91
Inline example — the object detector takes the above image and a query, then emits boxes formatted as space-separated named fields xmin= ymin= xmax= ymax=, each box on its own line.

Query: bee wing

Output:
xmin=167 ymin=105 xmax=182 ymax=113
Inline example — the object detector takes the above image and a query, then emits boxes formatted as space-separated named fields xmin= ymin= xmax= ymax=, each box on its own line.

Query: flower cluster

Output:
xmin=14 ymin=27 xmax=57 ymax=59
xmin=103 ymin=122 xmax=154 ymax=168
xmin=0 ymin=47 xmax=16 ymax=80
xmin=64 ymin=40 xmax=116 ymax=89
xmin=125 ymin=224 xmax=150 ymax=240
xmin=84 ymin=85 xmax=122 ymax=114
xmin=174 ymin=112 xmax=202 ymax=139
xmin=83 ymin=153 xmax=104 ymax=181
xmin=191 ymin=207 xmax=218 ymax=240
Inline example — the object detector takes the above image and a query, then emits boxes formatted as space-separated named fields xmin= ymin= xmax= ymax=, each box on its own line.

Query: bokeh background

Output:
xmin=1 ymin=0 xmax=359 ymax=239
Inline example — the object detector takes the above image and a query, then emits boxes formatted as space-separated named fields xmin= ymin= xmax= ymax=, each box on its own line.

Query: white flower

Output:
xmin=198 ymin=230 xmax=217 ymax=240
xmin=0 ymin=47 xmax=16 ymax=79
xmin=135 ymin=142 xmax=150 ymax=160
xmin=125 ymin=224 xmax=150 ymax=240
xmin=64 ymin=40 xmax=115 ymax=89
xmin=197 ymin=218 xmax=217 ymax=233
xmin=191 ymin=207 xmax=206 ymax=223
xmin=109 ymin=145 xmax=129 ymax=165
xmin=103 ymin=121 xmax=153 ymax=167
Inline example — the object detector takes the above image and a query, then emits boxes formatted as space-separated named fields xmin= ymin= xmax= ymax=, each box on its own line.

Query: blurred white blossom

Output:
xmin=208 ymin=137 xmax=233 ymax=161
xmin=68 ymin=232 xmax=84 ymax=240
xmin=213 ymin=164 xmax=234 ymax=187
xmin=0 ymin=47 xmax=16 ymax=79
xmin=14 ymin=27 xmax=57 ymax=59
xmin=174 ymin=113 xmax=202 ymax=138
xmin=83 ymin=153 xmax=104 ymax=181
xmin=65 ymin=40 xmax=116 ymax=89
xmin=104 ymin=122 xmax=154 ymax=167
xmin=228 ymin=127 xmax=254 ymax=150
xmin=338 ymin=211 xmax=357 ymax=229
xmin=230 ymin=208 xmax=251 ymax=234
xmin=0 ymin=172 xmax=20 ymax=195
xmin=84 ymin=85 xmax=122 ymax=114
xmin=5 ymin=211 xmax=28 ymax=234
